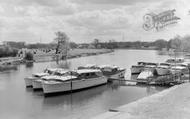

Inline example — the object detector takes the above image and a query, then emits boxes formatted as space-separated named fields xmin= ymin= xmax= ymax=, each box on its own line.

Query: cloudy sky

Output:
xmin=0 ymin=0 xmax=190 ymax=43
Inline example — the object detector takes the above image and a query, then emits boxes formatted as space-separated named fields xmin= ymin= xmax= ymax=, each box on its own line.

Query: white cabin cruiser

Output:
xmin=32 ymin=69 xmax=70 ymax=90
xmin=24 ymin=68 xmax=58 ymax=87
xmin=98 ymin=65 xmax=125 ymax=80
xmin=170 ymin=64 xmax=189 ymax=75
xmin=155 ymin=63 xmax=171 ymax=76
xmin=42 ymin=69 xmax=107 ymax=95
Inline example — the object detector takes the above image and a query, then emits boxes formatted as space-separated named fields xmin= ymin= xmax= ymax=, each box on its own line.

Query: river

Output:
xmin=0 ymin=49 xmax=173 ymax=119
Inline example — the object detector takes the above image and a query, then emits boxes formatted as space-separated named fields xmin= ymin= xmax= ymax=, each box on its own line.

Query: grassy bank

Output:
xmin=0 ymin=49 xmax=113 ymax=64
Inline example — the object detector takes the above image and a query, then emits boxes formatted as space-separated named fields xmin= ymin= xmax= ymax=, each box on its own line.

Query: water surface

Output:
xmin=0 ymin=50 xmax=172 ymax=119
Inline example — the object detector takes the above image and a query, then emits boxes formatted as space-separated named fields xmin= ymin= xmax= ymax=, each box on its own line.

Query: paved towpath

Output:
xmin=93 ymin=83 xmax=190 ymax=119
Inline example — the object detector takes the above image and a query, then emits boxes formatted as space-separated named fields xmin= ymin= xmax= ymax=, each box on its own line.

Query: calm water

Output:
xmin=0 ymin=50 xmax=173 ymax=119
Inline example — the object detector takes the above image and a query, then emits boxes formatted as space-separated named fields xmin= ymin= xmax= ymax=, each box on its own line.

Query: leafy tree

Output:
xmin=54 ymin=31 xmax=70 ymax=54
xmin=93 ymin=39 xmax=99 ymax=48
xmin=154 ymin=39 xmax=168 ymax=50
xmin=69 ymin=42 xmax=78 ymax=49
xmin=170 ymin=35 xmax=182 ymax=50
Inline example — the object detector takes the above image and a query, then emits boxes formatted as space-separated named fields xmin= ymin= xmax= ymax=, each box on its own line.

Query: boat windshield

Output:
xmin=78 ymin=71 xmax=103 ymax=79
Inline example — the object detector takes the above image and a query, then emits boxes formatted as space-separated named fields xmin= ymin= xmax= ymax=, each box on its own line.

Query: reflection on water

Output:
xmin=25 ymin=62 xmax=34 ymax=68
xmin=43 ymin=84 xmax=108 ymax=107
xmin=41 ymin=81 xmax=166 ymax=119
xmin=0 ymin=50 xmax=172 ymax=119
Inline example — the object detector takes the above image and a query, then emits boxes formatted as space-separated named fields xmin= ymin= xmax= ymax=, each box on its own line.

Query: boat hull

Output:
xmin=42 ymin=76 xmax=107 ymax=94
xmin=32 ymin=79 xmax=43 ymax=90
xmin=156 ymin=68 xmax=170 ymax=76
xmin=24 ymin=77 xmax=37 ymax=87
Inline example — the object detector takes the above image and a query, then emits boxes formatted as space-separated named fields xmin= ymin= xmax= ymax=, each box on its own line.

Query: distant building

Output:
xmin=78 ymin=44 xmax=89 ymax=49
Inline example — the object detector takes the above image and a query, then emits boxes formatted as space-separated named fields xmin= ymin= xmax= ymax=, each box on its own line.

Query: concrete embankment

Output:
xmin=94 ymin=83 xmax=190 ymax=119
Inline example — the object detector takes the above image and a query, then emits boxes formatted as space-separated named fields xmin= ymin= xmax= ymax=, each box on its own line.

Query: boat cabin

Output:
xmin=42 ymin=75 xmax=78 ymax=84
xmin=98 ymin=65 xmax=124 ymax=75
xmin=52 ymin=69 xmax=70 ymax=76
xmin=74 ymin=69 xmax=103 ymax=79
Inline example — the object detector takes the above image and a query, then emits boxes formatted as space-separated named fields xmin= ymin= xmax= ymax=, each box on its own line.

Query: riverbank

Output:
xmin=33 ymin=48 xmax=113 ymax=62
xmin=94 ymin=83 xmax=190 ymax=119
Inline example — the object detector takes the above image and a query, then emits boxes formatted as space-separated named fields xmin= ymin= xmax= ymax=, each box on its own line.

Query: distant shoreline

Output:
xmin=0 ymin=48 xmax=114 ymax=66
xmin=34 ymin=48 xmax=114 ymax=62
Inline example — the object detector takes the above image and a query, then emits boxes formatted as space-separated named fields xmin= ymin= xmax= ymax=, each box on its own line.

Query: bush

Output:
xmin=24 ymin=52 xmax=34 ymax=61
xmin=0 ymin=47 xmax=18 ymax=57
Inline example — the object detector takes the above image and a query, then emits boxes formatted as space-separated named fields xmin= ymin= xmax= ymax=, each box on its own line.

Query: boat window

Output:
xmin=85 ymin=73 xmax=90 ymax=78
xmin=89 ymin=72 xmax=98 ymax=78
xmin=78 ymin=73 xmax=86 ymax=79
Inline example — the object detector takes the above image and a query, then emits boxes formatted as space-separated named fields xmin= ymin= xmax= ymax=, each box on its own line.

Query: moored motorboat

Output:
xmin=98 ymin=65 xmax=125 ymax=80
xmin=24 ymin=72 xmax=49 ymax=87
xmin=155 ymin=63 xmax=171 ymax=76
xmin=32 ymin=69 xmax=70 ymax=90
xmin=42 ymin=69 xmax=107 ymax=95
xmin=24 ymin=68 xmax=63 ymax=87
xmin=170 ymin=64 xmax=189 ymax=75
xmin=130 ymin=62 xmax=146 ymax=74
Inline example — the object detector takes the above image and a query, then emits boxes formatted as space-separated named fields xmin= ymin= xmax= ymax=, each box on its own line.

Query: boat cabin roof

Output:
xmin=42 ymin=75 xmax=77 ymax=81
xmin=99 ymin=65 xmax=119 ymax=69
xmin=53 ymin=69 xmax=70 ymax=75
xmin=171 ymin=66 xmax=187 ymax=70
xmin=75 ymin=69 xmax=102 ymax=74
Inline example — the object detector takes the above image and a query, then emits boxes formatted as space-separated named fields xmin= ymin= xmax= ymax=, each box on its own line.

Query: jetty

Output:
xmin=93 ymin=83 xmax=190 ymax=119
